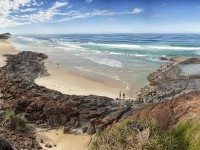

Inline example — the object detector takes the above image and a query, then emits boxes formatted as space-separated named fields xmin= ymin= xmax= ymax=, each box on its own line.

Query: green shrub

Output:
xmin=6 ymin=110 xmax=27 ymax=128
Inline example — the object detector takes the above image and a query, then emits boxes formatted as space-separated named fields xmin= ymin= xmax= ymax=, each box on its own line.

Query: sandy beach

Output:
xmin=0 ymin=40 xmax=126 ymax=149
xmin=35 ymin=67 xmax=128 ymax=99
xmin=36 ymin=128 xmax=92 ymax=150
xmin=0 ymin=40 xmax=18 ymax=67
xmin=1 ymin=39 xmax=128 ymax=99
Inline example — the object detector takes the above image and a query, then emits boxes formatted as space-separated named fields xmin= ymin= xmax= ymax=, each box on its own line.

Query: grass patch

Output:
xmin=90 ymin=118 xmax=173 ymax=150
xmin=5 ymin=110 xmax=27 ymax=128
xmin=90 ymin=116 xmax=200 ymax=150
xmin=171 ymin=116 xmax=200 ymax=150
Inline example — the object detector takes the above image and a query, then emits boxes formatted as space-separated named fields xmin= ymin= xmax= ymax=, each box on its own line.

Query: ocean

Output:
xmin=9 ymin=34 xmax=200 ymax=97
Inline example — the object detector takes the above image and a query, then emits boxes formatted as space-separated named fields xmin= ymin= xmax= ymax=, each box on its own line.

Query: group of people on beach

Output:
xmin=119 ymin=91 xmax=126 ymax=100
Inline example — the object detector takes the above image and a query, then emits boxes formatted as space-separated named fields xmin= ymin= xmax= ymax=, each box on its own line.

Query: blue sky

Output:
xmin=0 ymin=0 xmax=200 ymax=34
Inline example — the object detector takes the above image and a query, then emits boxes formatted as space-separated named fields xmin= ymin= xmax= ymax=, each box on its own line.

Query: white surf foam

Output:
xmin=87 ymin=42 xmax=200 ymax=51
xmin=85 ymin=57 xmax=122 ymax=68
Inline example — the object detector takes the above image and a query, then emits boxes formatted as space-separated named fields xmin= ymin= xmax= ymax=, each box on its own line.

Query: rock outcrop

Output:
xmin=0 ymin=33 xmax=11 ymax=39
xmin=137 ymin=57 xmax=200 ymax=103
xmin=0 ymin=51 xmax=130 ymax=133
xmin=0 ymin=125 xmax=40 ymax=150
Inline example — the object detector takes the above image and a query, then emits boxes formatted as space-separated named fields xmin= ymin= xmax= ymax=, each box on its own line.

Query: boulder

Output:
xmin=87 ymin=123 xmax=96 ymax=135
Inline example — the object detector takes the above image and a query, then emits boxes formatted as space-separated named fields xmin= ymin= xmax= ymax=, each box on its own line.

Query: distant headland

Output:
xmin=0 ymin=33 xmax=11 ymax=39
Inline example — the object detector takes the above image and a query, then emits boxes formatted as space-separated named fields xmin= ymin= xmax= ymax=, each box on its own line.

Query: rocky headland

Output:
xmin=0 ymin=50 xmax=200 ymax=149
xmin=0 ymin=51 xmax=131 ymax=149
xmin=0 ymin=33 xmax=11 ymax=39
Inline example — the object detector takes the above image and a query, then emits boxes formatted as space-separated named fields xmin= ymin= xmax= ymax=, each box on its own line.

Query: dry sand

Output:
xmin=36 ymin=127 xmax=92 ymax=150
xmin=0 ymin=39 xmax=18 ymax=67
xmin=35 ymin=68 xmax=128 ymax=99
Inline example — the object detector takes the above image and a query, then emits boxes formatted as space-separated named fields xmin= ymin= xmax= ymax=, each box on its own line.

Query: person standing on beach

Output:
xmin=123 ymin=93 xmax=125 ymax=100
xmin=119 ymin=91 xmax=122 ymax=100
xmin=57 ymin=62 xmax=59 ymax=69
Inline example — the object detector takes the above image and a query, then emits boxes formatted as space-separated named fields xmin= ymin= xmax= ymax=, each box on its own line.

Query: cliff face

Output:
xmin=0 ymin=33 xmax=11 ymax=39
xmin=132 ymin=91 xmax=200 ymax=129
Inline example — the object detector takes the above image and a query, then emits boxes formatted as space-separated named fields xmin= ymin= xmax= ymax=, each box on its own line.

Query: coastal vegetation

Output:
xmin=90 ymin=116 xmax=200 ymax=150
xmin=5 ymin=110 xmax=27 ymax=129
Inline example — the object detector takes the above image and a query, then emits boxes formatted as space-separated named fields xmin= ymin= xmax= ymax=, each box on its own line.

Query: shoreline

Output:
xmin=0 ymin=50 xmax=130 ymax=149
xmin=0 ymin=40 xmax=18 ymax=67
xmin=6 ymin=39 xmax=130 ymax=99
xmin=35 ymin=66 xmax=129 ymax=99
xmin=0 ymin=39 xmax=131 ymax=150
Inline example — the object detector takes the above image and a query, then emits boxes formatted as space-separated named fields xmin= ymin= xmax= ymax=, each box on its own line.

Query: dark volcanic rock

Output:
xmin=0 ymin=51 xmax=130 ymax=134
xmin=159 ymin=56 xmax=169 ymax=61
xmin=0 ymin=137 xmax=13 ymax=150
xmin=0 ymin=33 xmax=11 ymax=39
xmin=0 ymin=125 xmax=39 ymax=150
xmin=3 ymin=51 xmax=48 ymax=82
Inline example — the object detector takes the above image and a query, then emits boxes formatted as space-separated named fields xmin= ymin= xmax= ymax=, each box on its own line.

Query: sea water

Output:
xmin=9 ymin=34 xmax=200 ymax=97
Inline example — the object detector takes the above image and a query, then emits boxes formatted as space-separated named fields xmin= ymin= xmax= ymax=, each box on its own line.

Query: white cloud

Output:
xmin=27 ymin=1 xmax=68 ymax=23
xmin=57 ymin=10 xmax=115 ymax=22
xmin=0 ymin=0 xmax=68 ymax=27
xmin=56 ymin=8 xmax=144 ymax=22
xmin=0 ymin=0 xmax=32 ymax=16
xmin=0 ymin=0 xmax=143 ymax=28
xmin=132 ymin=8 xmax=143 ymax=14
xmin=20 ymin=8 xmax=37 ymax=12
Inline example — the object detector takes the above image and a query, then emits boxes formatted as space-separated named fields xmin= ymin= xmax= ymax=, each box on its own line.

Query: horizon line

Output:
xmin=9 ymin=32 xmax=200 ymax=35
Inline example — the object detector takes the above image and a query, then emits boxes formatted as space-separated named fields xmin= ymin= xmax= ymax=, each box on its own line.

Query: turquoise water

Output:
xmin=9 ymin=34 xmax=200 ymax=97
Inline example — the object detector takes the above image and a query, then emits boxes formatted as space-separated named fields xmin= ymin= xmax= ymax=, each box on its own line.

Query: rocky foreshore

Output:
xmin=1 ymin=51 xmax=200 ymax=149
xmin=0 ymin=51 xmax=131 ymax=149
xmin=136 ymin=57 xmax=200 ymax=103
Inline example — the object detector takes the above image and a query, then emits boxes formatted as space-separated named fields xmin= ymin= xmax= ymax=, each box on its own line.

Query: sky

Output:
xmin=0 ymin=0 xmax=200 ymax=34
